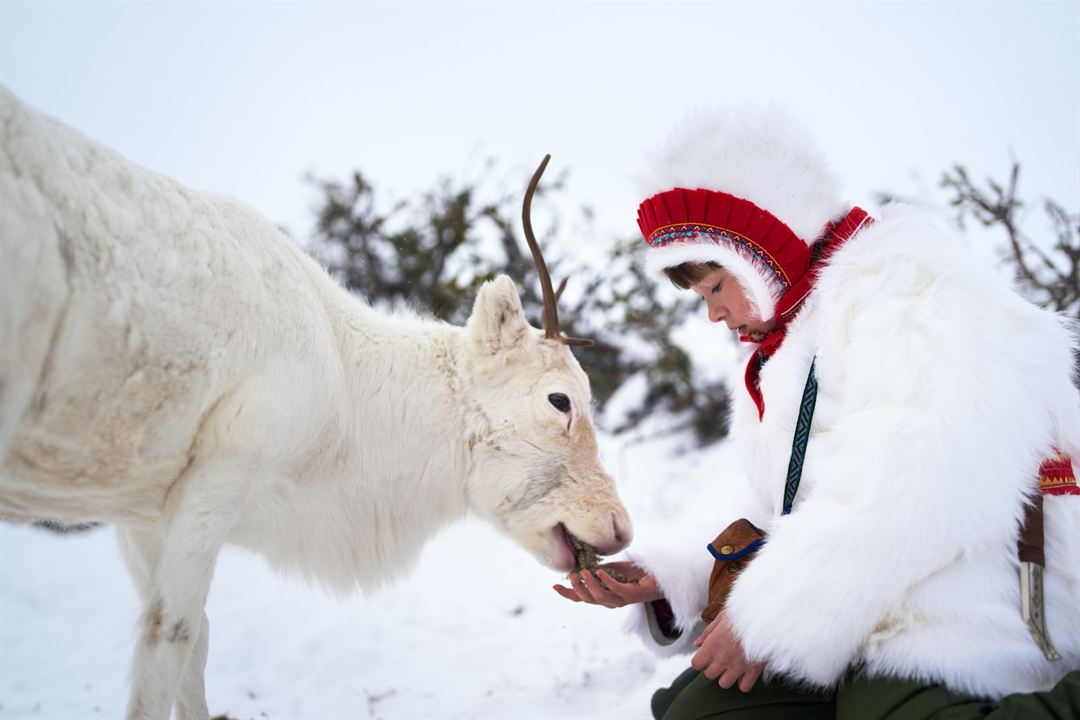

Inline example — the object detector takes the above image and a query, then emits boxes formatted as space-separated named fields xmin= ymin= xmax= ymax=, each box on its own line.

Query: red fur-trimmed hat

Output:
xmin=637 ymin=107 xmax=847 ymax=320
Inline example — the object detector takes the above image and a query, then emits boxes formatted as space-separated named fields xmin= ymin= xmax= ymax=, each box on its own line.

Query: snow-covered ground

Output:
xmin=0 ymin=431 xmax=742 ymax=719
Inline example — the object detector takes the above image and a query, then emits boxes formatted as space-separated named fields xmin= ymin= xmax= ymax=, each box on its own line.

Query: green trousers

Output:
xmin=652 ymin=667 xmax=1080 ymax=720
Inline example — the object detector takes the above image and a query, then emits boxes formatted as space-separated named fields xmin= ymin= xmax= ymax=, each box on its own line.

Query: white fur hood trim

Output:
xmin=643 ymin=241 xmax=773 ymax=319
xmin=637 ymin=106 xmax=847 ymax=242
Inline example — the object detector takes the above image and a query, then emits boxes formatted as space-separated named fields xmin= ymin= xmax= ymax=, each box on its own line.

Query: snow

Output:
xmin=0 ymin=433 xmax=742 ymax=718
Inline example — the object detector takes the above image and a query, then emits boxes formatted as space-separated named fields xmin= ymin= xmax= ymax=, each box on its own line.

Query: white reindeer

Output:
xmin=0 ymin=86 xmax=632 ymax=718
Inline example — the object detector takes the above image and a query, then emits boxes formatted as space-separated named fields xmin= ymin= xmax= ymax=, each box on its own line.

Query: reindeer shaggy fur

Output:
xmin=0 ymin=86 xmax=631 ymax=718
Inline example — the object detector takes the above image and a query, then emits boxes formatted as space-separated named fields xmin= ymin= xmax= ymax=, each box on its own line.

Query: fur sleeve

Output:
xmin=724 ymin=208 xmax=1080 ymax=686
xmin=622 ymin=539 xmax=711 ymax=657
xmin=623 ymin=469 xmax=767 ymax=657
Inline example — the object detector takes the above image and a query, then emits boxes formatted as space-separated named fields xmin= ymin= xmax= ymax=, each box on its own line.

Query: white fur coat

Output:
xmin=626 ymin=205 xmax=1080 ymax=699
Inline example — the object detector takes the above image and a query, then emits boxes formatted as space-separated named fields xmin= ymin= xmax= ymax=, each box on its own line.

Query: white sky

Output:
xmin=1 ymin=1 xmax=1077 ymax=251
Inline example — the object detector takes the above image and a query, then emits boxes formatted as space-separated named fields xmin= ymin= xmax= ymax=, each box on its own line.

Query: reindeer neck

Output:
xmin=327 ymin=295 xmax=475 ymax=549
xmin=229 ymin=262 xmax=484 ymax=592
xmin=293 ymin=259 xmax=478 ymax=492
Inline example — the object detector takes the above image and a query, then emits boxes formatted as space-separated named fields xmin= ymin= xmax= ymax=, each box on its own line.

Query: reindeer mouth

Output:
xmin=556 ymin=522 xmax=602 ymax=572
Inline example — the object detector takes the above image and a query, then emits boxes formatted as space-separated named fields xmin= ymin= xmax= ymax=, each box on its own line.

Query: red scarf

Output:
xmin=742 ymin=207 xmax=874 ymax=419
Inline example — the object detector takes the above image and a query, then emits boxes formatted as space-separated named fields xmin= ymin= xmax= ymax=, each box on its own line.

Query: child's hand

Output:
xmin=552 ymin=562 xmax=662 ymax=608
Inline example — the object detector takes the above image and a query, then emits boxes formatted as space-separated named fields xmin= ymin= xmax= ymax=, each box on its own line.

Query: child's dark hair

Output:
xmin=662 ymin=261 xmax=722 ymax=290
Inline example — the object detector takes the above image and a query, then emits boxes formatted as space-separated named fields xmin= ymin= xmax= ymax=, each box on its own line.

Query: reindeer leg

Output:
xmin=124 ymin=460 xmax=244 ymax=720
xmin=120 ymin=526 xmax=195 ymax=718
xmin=175 ymin=610 xmax=210 ymax=720
xmin=119 ymin=530 xmax=209 ymax=719
xmin=117 ymin=527 xmax=163 ymax=605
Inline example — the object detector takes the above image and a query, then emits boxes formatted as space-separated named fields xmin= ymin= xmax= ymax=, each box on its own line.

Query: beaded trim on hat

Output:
xmin=647 ymin=223 xmax=791 ymax=301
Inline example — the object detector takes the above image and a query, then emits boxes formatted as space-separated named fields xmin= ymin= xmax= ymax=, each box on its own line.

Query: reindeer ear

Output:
xmin=467 ymin=275 xmax=531 ymax=353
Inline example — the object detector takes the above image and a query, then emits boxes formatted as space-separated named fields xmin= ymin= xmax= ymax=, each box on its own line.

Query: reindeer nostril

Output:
xmin=612 ymin=514 xmax=630 ymax=546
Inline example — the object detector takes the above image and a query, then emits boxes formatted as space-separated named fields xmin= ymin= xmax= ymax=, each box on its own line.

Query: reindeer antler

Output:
xmin=522 ymin=155 xmax=594 ymax=347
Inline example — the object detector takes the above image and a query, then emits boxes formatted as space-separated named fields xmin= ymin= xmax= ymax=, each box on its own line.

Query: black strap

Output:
xmin=782 ymin=358 xmax=818 ymax=515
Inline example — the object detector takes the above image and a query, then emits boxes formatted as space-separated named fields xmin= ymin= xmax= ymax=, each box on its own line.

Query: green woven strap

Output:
xmin=782 ymin=359 xmax=818 ymax=515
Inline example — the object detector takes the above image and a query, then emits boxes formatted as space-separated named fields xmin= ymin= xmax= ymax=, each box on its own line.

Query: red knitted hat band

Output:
xmin=637 ymin=188 xmax=813 ymax=302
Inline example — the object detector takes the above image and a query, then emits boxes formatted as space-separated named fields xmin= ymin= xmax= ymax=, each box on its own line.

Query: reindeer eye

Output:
xmin=548 ymin=393 xmax=571 ymax=413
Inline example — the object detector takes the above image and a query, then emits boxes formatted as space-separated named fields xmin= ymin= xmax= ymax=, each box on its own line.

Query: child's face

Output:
xmin=689 ymin=267 xmax=776 ymax=338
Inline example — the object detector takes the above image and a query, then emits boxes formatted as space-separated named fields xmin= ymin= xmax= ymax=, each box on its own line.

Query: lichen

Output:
xmin=569 ymin=534 xmax=601 ymax=572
